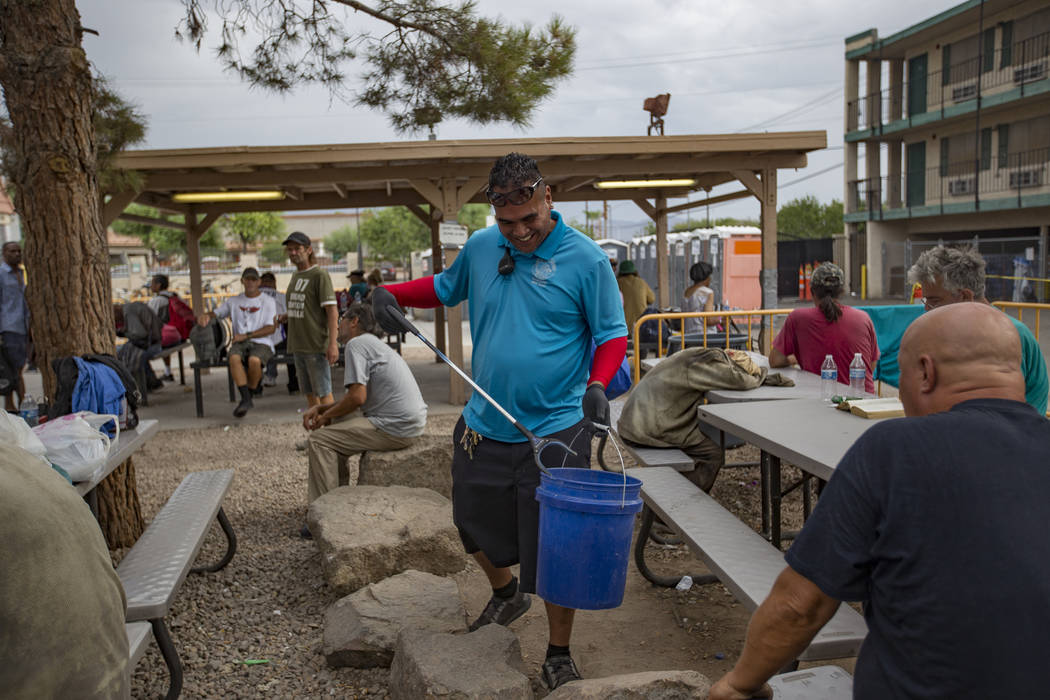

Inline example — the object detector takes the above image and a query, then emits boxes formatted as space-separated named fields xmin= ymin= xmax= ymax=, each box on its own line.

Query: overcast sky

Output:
xmin=77 ymin=0 xmax=954 ymax=238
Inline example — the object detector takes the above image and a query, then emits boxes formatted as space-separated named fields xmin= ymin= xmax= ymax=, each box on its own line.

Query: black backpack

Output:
xmin=49 ymin=354 xmax=140 ymax=429
xmin=638 ymin=305 xmax=671 ymax=344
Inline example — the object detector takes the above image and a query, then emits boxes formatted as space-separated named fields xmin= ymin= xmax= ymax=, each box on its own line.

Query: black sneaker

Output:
xmin=162 ymin=373 xmax=175 ymax=382
xmin=252 ymin=383 xmax=264 ymax=397
xmin=541 ymin=654 xmax=581 ymax=690
xmin=468 ymin=590 xmax=531 ymax=632
xmin=233 ymin=396 xmax=252 ymax=417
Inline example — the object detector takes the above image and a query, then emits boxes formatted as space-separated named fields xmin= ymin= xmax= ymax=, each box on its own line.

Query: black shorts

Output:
xmin=451 ymin=416 xmax=593 ymax=593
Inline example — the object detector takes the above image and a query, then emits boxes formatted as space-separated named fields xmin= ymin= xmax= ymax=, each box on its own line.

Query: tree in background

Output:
xmin=569 ymin=209 xmax=602 ymax=238
xmin=179 ymin=0 xmax=575 ymax=134
xmin=324 ymin=224 xmax=359 ymax=260
xmin=219 ymin=211 xmax=286 ymax=254
xmin=457 ymin=203 xmax=489 ymax=234
xmin=359 ymin=206 xmax=429 ymax=267
xmin=259 ymin=241 xmax=288 ymax=264
xmin=777 ymin=196 xmax=844 ymax=240
xmin=112 ymin=203 xmax=222 ymax=263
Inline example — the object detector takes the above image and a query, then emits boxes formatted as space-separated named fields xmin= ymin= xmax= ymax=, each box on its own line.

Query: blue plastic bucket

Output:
xmin=534 ymin=468 xmax=643 ymax=610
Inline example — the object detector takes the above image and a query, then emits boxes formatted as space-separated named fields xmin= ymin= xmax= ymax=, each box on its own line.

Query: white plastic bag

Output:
xmin=32 ymin=412 xmax=118 ymax=483
xmin=0 ymin=411 xmax=50 ymax=465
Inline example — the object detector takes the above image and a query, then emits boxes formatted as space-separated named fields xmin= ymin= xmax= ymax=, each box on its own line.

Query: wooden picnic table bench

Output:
xmin=627 ymin=466 xmax=867 ymax=662
xmin=118 ymin=468 xmax=237 ymax=699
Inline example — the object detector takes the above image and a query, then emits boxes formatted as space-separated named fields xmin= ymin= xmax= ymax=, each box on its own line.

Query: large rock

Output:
xmin=358 ymin=435 xmax=454 ymax=498
xmin=324 ymin=570 xmax=466 ymax=669
xmin=545 ymin=670 xmax=711 ymax=699
xmin=389 ymin=625 xmax=533 ymax=699
xmin=308 ymin=485 xmax=466 ymax=596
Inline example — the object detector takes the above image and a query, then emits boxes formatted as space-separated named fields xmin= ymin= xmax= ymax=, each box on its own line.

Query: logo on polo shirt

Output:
xmin=532 ymin=260 xmax=556 ymax=286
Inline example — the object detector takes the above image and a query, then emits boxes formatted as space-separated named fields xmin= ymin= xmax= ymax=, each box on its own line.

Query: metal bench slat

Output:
xmin=126 ymin=621 xmax=153 ymax=669
xmin=628 ymin=467 xmax=867 ymax=661
xmin=119 ymin=469 xmax=235 ymax=621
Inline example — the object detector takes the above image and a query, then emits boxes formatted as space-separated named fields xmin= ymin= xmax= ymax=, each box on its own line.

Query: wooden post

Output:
xmin=655 ymin=195 xmax=669 ymax=308
xmin=760 ymin=168 xmax=778 ymax=354
xmin=444 ymin=246 xmax=466 ymax=405
xmin=185 ymin=210 xmax=203 ymax=311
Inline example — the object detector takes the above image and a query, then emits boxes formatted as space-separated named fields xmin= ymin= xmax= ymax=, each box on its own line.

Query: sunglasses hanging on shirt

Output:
xmin=498 ymin=248 xmax=515 ymax=276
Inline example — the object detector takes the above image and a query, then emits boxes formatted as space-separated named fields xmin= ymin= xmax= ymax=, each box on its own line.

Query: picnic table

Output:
xmin=699 ymin=398 xmax=887 ymax=547
xmin=74 ymin=418 xmax=159 ymax=515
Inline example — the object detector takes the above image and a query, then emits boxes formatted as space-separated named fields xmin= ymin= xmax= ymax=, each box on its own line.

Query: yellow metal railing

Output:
xmin=992 ymin=300 xmax=1050 ymax=341
xmin=630 ymin=309 xmax=792 ymax=383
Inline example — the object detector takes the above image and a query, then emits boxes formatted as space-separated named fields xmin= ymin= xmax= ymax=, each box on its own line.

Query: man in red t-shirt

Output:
xmin=771 ymin=262 xmax=879 ymax=393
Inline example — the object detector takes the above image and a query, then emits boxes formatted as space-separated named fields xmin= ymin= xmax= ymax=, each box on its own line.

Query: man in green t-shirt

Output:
xmin=282 ymin=231 xmax=339 ymax=408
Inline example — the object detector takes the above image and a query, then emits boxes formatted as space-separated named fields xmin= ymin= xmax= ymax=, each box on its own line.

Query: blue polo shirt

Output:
xmin=435 ymin=211 xmax=627 ymax=442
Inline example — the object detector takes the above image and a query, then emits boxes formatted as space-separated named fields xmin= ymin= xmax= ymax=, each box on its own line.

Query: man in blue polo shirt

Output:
xmin=372 ymin=153 xmax=628 ymax=690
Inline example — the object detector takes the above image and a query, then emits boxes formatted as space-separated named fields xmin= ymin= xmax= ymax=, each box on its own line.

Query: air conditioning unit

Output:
xmin=1009 ymin=169 xmax=1042 ymax=188
xmin=1013 ymin=62 xmax=1047 ymax=84
xmin=951 ymin=83 xmax=977 ymax=101
xmin=948 ymin=177 xmax=975 ymax=195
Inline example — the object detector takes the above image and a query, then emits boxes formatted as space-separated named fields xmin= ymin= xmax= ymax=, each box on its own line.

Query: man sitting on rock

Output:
xmin=300 ymin=301 xmax=427 ymax=538
xmin=709 ymin=302 xmax=1050 ymax=700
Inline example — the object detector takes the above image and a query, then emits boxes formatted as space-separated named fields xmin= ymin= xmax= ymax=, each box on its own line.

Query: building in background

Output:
xmin=844 ymin=0 xmax=1050 ymax=300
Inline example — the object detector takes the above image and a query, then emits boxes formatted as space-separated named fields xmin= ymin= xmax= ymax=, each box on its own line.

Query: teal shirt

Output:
xmin=1009 ymin=316 xmax=1048 ymax=415
xmin=434 ymin=211 xmax=627 ymax=442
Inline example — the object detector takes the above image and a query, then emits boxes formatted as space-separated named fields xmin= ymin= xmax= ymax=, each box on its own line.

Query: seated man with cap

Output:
xmin=347 ymin=269 xmax=369 ymax=303
xmin=197 ymin=267 xmax=277 ymax=417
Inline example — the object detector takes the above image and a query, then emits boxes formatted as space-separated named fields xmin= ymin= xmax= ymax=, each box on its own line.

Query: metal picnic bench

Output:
xmin=137 ymin=340 xmax=191 ymax=407
xmin=118 ymin=469 xmax=237 ymax=699
xmin=627 ymin=466 xmax=867 ymax=662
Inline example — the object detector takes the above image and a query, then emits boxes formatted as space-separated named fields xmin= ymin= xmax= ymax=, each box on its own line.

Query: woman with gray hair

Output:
xmin=770 ymin=262 xmax=879 ymax=393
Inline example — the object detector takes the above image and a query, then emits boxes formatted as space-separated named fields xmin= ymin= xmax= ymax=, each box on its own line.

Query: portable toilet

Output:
xmin=715 ymin=226 xmax=762 ymax=310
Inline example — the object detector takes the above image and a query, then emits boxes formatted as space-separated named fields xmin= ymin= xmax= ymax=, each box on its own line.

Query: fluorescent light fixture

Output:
xmin=594 ymin=178 xmax=697 ymax=190
xmin=171 ymin=190 xmax=286 ymax=203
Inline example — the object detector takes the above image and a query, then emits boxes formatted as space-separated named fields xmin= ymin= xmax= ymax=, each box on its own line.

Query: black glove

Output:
xmin=370 ymin=286 xmax=408 ymax=334
xmin=582 ymin=382 xmax=610 ymax=433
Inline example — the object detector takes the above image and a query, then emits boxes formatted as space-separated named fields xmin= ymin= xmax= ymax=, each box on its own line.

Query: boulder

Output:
xmin=545 ymin=670 xmax=711 ymax=699
xmin=389 ymin=625 xmax=533 ymax=699
xmin=358 ymin=435 xmax=454 ymax=498
xmin=308 ymin=485 xmax=465 ymax=596
xmin=324 ymin=570 xmax=466 ymax=668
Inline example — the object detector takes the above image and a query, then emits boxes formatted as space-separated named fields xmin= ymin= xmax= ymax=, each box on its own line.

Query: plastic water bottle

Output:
xmin=19 ymin=393 xmax=39 ymax=427
xmin=820 ymin=355 xmax=838 ymax=403
xmin=849 ymin=353 xmax=866 ymax=397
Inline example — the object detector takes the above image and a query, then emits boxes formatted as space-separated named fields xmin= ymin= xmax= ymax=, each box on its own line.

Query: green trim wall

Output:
xmin=845 ymin=0 xmax=983 ymax=59
xmin=846 ymin=78 xmax=1050 ymax=143
xmin=845 ymin=192 xmax=1050 ymax=223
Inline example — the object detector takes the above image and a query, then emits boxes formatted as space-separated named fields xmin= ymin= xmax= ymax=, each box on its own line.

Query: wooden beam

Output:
xmin=455 ymin=177 xmax=487 ymax=211
xmin=731 ymin=170 xmax=763 ymax=198
xmin=664 ymin=189 xmax=752 ymax=215
xmin=760 ymin=166 xmax=778 ymax=352
xmin=101 ymin=191 xmax=137 ymax=228
xmin=283 ymin=186 xmax=302 ymax=200
xmin=406 ymin=204 xmax=431 ymax=225
xmin=411 ymin=180 xmax=445 ymax=209
xmin=633 ymin=198 xmax=657 ymax=219
xmin=554 ymin=176 xmax=595 ymax=192
xmin=332 ymin=183 xmax=347 ymax=198
xmin=139 ymin=153 xmax=809 ymax=191
xmin=117 ymin=213 xmax=188 ymax=231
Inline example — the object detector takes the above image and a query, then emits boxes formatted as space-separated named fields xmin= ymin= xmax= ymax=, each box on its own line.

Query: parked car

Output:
xmin=379 ymin=263 xmax=396 ymax=281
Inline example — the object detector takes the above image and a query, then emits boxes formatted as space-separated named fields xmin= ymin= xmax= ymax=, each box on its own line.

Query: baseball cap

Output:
xmin=282 ymin=231 xmax=311 ymax=247
xmin=241 ymin=267 xmax=260 ymax=279
xmin=811 ymin=262 xmax=844 ymax=287
xmin=347 ymin=269 xmax=365 ymax=278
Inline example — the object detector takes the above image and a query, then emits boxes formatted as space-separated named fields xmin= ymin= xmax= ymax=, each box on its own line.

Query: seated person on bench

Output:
xmin=0 ymin=443 xmax=129 ymax=697
xmin=299 ymin=301 xmax=427 ymax=538
xmin=710 ymin=303 xmax=1050 ymax=700
xmin=618 ymin=347 xmax=782 ymax=490
xmin=196 ymin=267 xmax=276 ymax=418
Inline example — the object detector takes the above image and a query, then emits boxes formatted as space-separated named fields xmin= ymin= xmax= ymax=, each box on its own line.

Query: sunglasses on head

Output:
xmin=485 ymin=177 xmax=543 ymax=207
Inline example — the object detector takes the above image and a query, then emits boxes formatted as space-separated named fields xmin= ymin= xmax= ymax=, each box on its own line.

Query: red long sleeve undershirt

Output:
xmin=383 ymin=278 xmax=627 ymax=388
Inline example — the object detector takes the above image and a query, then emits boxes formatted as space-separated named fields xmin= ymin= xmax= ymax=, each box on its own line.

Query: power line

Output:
xmin=574 ymin=34 xmax=842 ymax=68
xmin=737 ymin=87 xmax=841 ymax=132
xmin=576 ymin=38 xmax=840 ymax=72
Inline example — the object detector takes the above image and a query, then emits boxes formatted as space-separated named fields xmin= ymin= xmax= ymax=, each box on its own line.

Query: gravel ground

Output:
xmin=123 ymin=418 xmax=817 ymax=698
